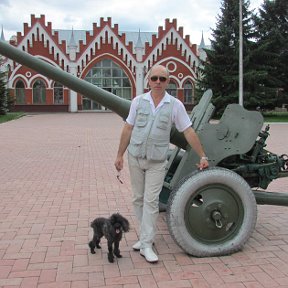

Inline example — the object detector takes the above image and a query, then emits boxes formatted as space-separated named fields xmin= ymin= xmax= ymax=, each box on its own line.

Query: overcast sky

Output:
xmin=1 ymin=0 xmax=263 ymax=45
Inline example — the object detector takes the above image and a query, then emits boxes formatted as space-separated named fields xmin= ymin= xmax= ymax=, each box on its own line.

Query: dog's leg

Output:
xmin=95 ymin=238 xmax=101 ymax=249
xmin=113 ymin=241 xmax=122 ymax=258
xmin=93 ymin=233 xmax=102 ymax=249
xmin=107 ymin=240 xmax=114 ymax=263
xmin=88 ymin=240 xmax=96 ymax=254
xmin=89 ymin=234 xmax=101 ymax=254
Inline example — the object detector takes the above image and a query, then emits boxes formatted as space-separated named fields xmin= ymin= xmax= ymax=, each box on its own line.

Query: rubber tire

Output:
xmin=166 ymin=167 xmax=257 ymax=257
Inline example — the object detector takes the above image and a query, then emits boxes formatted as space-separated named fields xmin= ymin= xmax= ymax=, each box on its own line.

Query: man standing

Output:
xmin=114 ymin=65 xmax=209 ymax=263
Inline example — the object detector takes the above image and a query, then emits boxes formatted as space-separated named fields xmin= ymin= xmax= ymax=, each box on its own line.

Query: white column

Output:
xmin=135 ymin=63 xmax=144 ymax=96
xmin=69 ymin=65 xmax=78 ymax=112
xmin=69 ymin=90 xmax=78 ymax=112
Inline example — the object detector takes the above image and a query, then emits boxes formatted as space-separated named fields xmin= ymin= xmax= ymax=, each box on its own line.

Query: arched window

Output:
xmin=83 ymin=59 xmax=131 ymax=110
xmin=184 ymin=81 xmax=194 ymax=104
xmin=53 ymin=82 xmax=64 ymax=104
xmin=33 ymin=79 xmax=46 ymax=104
xmin=15 ymin=80 xmax=26 ymax=104
xmin=166 ymin=81 xmax=177 ymax=98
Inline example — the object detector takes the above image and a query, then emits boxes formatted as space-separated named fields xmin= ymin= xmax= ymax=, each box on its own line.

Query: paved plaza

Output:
xmin=0 ymin=112 xmax=288 ymax=288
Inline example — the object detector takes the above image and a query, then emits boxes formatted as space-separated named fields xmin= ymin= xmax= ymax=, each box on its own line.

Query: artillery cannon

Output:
xmin=1 ymin=40 xmax=288 ymax=257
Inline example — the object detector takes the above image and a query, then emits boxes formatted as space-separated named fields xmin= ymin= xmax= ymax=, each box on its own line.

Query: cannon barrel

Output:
xmin=0 ymin=40 xmax=188 ymax=149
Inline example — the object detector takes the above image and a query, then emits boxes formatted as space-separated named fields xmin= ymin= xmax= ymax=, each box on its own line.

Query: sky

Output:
xmin=0 ymin=0 xmax=263 ymax=46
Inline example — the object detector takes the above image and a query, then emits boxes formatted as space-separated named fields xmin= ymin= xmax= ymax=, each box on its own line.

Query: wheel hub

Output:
xmin=211 ymin=210 xmax=223 ymax=228
xmin=184 ymin=184 xmax=244 ymax=243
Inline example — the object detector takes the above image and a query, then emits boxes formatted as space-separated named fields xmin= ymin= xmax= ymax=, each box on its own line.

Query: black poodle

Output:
xmin=88 ymin=213 xmax=130 ymax=263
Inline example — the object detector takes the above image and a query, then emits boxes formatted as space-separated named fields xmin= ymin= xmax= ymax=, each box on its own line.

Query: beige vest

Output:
xmin=128 ymin=95 xmax=174 ymax=161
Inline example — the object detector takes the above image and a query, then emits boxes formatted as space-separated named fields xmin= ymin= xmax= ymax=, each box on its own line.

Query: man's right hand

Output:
xmin=114 ymin=156 xmax=124 ymax=172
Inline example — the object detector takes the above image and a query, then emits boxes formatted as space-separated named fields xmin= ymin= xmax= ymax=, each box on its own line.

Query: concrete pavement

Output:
xmin=0 ymin=112 xmax=288 ymax=288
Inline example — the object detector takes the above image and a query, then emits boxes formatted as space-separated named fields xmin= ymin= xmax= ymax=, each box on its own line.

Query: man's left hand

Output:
xmin=197 ymin=158 xmax=209 ymax=170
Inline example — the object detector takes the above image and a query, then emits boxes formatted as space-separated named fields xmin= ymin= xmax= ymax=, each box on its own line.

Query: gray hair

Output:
xmin=149 ymin=64 xmax=170 ymax=77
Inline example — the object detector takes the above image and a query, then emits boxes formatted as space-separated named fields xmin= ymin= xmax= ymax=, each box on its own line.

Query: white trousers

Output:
xmin=128 ymin=153 xmax=167 ymax=248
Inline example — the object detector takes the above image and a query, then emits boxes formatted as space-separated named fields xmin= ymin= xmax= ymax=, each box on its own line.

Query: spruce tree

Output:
xmin=197 ymin=0 xmax=263 ymax=115
xmin=253 ymin=0 xmax=288 ymax=108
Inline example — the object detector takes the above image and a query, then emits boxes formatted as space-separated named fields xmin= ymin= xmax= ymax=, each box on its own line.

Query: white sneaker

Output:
xmin=140 ymin=248 xmax=158 ymax=263
xmin=132 ymin=241 xmax=155 ymax=251
xmin=132 ymin=241 xmax=141 ymax=251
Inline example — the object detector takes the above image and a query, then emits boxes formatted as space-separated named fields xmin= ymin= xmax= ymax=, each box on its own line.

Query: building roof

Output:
xmin=199 ymin=31 xmax=205 ymax=49
xmin=56 ymin=29 xmax=90 ymax=46
xmin=120 ymin=31 xmax=156 ymax=47
xmin=68 ymin=28 xmax=77 ymax=48
xmin=55 ymin=29 xmax=156 ymax=48
xmin=1 ymin=25 xmax=5 ymax=41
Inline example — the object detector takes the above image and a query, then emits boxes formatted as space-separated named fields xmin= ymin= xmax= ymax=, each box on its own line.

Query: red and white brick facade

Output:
xmin=3 ymin=15 xmax=204 ymax=112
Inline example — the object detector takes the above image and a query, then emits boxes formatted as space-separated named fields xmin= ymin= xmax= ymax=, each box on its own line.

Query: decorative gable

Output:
xmin=75 ymin=17 xmax=136 ymax=74
xmin=11 ymin=14 xmax=70 ymax=70
xmin=143 ymin=19 xmax=198 ymax=68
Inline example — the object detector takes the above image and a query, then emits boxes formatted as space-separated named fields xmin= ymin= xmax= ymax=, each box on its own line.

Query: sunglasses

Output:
xmin=150 ymin=76 xmax=167 ymax=82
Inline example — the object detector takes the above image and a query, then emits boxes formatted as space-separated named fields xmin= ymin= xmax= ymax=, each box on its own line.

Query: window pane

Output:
xmin=167 ymin=89 xmax=177 ymax=97
xmin=16 ymin=80 xmax=25 ymax=88
xmin=84 ymin=59 xmax=132 ymax=109
xmin=15 ymin=89 xmax=25 ymax=104
xmin=184 ymin=82 xmax=192 ymax=89
xmin=123 ymin=78 xmax=131 ymax=87
xmin=102 ymin=59 xmax=111 ymax=67
xmin=33 ymin=80 xmax=46 ymax=104
xmin=54 ymin=82 xmax=63 ymax=104
xmin=33 ymin=89 xmax=43 ymax=103
xmin=92 ymin=101 xmax=101 ymax=110
xmin=103 ymin=78 xmax=111 ymax=87
xmin=122 ymin=88 xmax=131 ymax=99
xmin=103 ymin=68 xmax=111 ymax=77
xmin=168 ymin=83 xmax=177 ymax=89
xmin=112 ymin=69 xmax=122 ymax=77
xmin=184 ymin=81 xmax=193 ymax=103
xmin=15 ymin=80 xmax=25 ymax=104
xmin=112 ymin=78 xmax=121 ymax=87
xmin=113 ymin=88 xmax=121 ymax=96
xmin=92 ymin=69 xmax=101 ymax=78
xmin=167 ymin=82 xmax=177 ymax=97
xmin=92 ymin=78 xmax=101 ymax=86
xmin=41 ymin=89 xmax=46 ymax=103
xmin=83 ymin=98 xmax=91 ymax=110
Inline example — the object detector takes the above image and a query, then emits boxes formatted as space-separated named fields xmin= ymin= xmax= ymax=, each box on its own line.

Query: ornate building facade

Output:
xmin=1 ymin=15 xmax=207 ymax=112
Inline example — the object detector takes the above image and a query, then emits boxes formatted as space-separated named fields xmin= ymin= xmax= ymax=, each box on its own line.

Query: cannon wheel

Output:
xmin=166 ymin=167 xmax=257 ymax=257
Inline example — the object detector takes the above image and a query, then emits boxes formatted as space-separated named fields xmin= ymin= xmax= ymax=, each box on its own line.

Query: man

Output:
xmin=114 ymin=64 xmax=209 ymax=263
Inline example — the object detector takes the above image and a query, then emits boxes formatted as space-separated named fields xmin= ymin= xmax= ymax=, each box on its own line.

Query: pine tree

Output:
xmin=253 ymin=0 xmax=288 ymax=108
xmin=197 ymin=0 xmax=264 ymax=115
xmin=0 ymin=57 xmax=8 ymax=115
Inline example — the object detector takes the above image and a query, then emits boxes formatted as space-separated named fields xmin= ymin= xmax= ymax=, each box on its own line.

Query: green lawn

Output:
xmin=264 ymin=116 xmax=288 ymax=122
xmin=262 ymin=112 xmax=288 ymax=122
xmin=0 ymin=112 xmax=25 ymax=124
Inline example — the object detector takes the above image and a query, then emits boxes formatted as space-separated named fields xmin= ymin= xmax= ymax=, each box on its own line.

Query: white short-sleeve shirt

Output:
xmin=126 ymin=92 xmax=192 ymax=132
